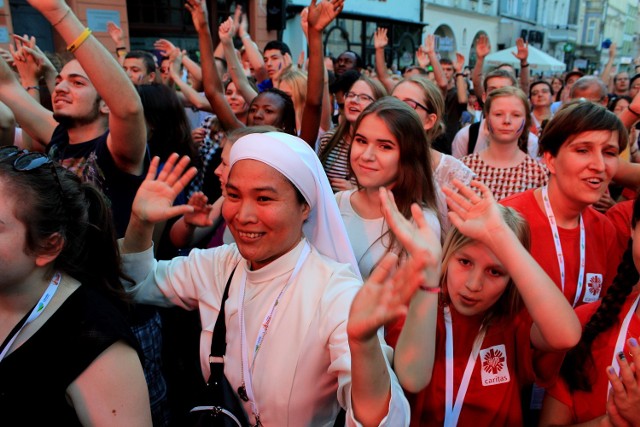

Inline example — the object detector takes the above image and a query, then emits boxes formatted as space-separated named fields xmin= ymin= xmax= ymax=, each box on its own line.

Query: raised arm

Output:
xmin=106 ymin=21 xmax=127 ymax=65
xmin=424 ymin=34 xmax=447 ymax=92
xmin=0 ymin=53 xmax=56 ymax=144
xmin=454 ymin=52 xmax=468 ymax=104
xmin=27 ymin=0 xmax=147 ymax=174
xmin=11 ymin=34 xmax=57 ymax=94
xmin=379 ymin=188 xmax=442 ymax=393
xmin=512 ymin=38 xmax=530 ymax=93
xmin=445 ymin=180 xmax=581 ymax=351
xmin=298 ymin=0 xmax=343 ymax=146
xmin=168 ymin=47 xmax=212 ymax=112
xmin=219 ymin=16 xmax=258 ymax=104
xmin=185 ymin=0 xmax=244 ymax=131
xmin=236 ymin=8 xmax=268 ymax=83
xmin=374 ymin=28 xmax=395 ymax=93
xmin=472 ymin=34 xmax=490 ymax=100
xmin=602 ymin=43 xmax=617 ymax=93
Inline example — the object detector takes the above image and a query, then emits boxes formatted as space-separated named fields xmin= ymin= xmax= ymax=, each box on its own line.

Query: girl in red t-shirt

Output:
xmin=379 ymin=179 xmax=581 ymax=426
xmin=539 ymin=197 xmax=640 ymax=426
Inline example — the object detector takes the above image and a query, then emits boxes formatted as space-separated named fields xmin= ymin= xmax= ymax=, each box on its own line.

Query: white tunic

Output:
xmin=120 ymin=238 xmax=409 ymax=427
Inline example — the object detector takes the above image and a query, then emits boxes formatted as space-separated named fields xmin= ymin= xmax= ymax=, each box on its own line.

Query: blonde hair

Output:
xmin=439 ymin=205 xmax=529 ymax=326
xmin=278 ymin=67 xmax=307 ymax=132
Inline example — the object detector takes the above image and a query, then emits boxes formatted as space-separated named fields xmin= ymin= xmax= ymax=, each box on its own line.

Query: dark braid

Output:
xmin=560 ymin=198 xmax=640 ymax=391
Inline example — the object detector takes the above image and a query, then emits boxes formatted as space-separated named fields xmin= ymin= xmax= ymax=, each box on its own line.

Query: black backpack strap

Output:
xmin=468 ymin=121 xmax=480 ymax=155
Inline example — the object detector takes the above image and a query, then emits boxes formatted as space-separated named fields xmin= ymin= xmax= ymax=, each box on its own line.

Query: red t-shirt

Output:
xmin=402 ymin=306 xmax=563 ymax=427
xmin=605 ymin=199 xmax=634 ymax=266
xmin=501 ymin=189 xmax=620 ymax=307
xmin=546 ymin=291 xmax=640 ymax=423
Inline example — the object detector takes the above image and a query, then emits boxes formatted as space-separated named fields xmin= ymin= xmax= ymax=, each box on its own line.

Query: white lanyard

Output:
xmin=444 ymin=306 xmax=487 ymax=427
xmin=541 ymin=186 xmax=585 ymax=307
xmin=238 ymin=242 xmax=310 ymax=426
xmin=608 ymin=293 xmax=640 ymax=397
xmin=0 ymin=272 xmax=62 ymax=362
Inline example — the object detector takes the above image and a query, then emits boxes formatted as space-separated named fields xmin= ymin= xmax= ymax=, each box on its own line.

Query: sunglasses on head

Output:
xmin=0 ymin=147 xmax=66 ymax=199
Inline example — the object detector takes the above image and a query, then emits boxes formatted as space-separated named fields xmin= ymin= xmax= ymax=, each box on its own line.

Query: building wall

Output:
xmin=423 ymin=2 xmax=499 ymax=65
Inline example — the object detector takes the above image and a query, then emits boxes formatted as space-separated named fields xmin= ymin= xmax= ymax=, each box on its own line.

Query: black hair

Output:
xmin=560 ymin=197 xmax=640 ymax=391
xmin=263 ymin=40 xmax=292 ymax=57
xmin=329 ymin=69 xmax=362 ymax=94
xmin=249 ymin=88 xmax=297 ymax=136
xmin=136 ymin=84 xmax=201 ymax=169
xmin=124 ymin=50 xmax=157 ymax=74
xmin=339 ymin=50 xmax=364 ymax=69
xmin=0 ymin=155 xmax=131 ymax=304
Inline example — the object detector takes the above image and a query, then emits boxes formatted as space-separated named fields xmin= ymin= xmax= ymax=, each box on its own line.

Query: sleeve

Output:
xmin=545 ymin=375 xmax=575 ymax=411
xmin=119 ymin=240 xmax=242 ymax=310
xmin=423 ymin=208 xmax=442 ymax=243
xmin=451 ymin=126 xmax=470 ymax=159
xmin=321 ymin=267 xmax=410 ymax=427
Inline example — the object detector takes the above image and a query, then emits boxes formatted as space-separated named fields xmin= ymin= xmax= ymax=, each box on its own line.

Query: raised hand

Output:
xmin=154 ymin=38 xmax=177 ymax=57
xmin=106 ymin=21 xmax=124 ymax=47
xmin=185 ymin=0 xmax=209 ymax=31
xmin=347 ymin=252 xmax=427 ymax=342
xmin=423 ymin=34 xmax=436 ymax=56
xmin=374 ymin=27 xmax=388 ymax=50
xmin=131 ymin=154 xmax=198 ymax=224
xmin=511 ymin=37 xmax=528 ymax=62
xmin=300 ymin=7 xmax=309 ymax=39
xmin=379 ymin=187 xmax=441 ymax=285
xmin=218 ymin=17 xmax=235 ymax=44
xmin=307 ymin=0 xmax=344 ymax=32
xmin=237 ymin=9 xmax=249 ymax=38
xmin=416 ymin=46 xmax=430 ymax=69
xmin=475 ymin=34 xmax=491 ymax=59
xmin=183 ymin=192 xmax=215 ymax=227
xmin=609 ymin=42 xmax=618 ymax=61
xmin=454 ymin=52 xmax=465 ymax=73
xmin=0 ymin=48 xmax=14 ymax=67
xmin=443 ymin=179 xmax=505 ymax=243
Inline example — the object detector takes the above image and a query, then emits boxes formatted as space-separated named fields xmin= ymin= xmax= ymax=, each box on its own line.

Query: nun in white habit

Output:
xmin=119 ymin=132 xmax=411 ymax=426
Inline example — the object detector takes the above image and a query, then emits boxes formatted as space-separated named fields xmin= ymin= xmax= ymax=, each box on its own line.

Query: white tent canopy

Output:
xmin=483 ymin=45 xmax=567 ymax=73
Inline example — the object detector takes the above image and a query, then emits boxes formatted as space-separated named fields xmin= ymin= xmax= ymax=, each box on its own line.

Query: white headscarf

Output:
xmin=229 ymin=132 xmax=361 ymax=278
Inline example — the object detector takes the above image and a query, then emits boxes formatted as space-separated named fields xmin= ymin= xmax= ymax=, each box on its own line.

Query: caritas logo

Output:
xmin=583 ymin=273 xmax=603 ymax=303
xmin=480 ymin=345 xmax=511 ymax=386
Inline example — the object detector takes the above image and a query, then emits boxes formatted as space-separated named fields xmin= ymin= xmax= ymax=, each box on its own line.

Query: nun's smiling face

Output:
xmin=223 ymin=160 xmax=310 ymax=270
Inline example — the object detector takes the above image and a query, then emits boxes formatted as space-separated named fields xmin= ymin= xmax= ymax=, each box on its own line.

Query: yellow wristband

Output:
xmin=67 ymin=28 xmax=92 ymax=53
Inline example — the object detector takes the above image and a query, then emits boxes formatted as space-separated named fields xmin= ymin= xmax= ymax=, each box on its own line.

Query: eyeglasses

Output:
xmin=0 ymin=147 xmax=66 ymax=201
xmin=402 ymin=99 xmax=431 ymax=113
xmin=344 ymin=91 xmax=374 ymax=103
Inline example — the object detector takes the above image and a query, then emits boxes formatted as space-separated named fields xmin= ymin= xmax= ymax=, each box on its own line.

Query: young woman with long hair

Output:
xmin=336 ymin=96 xmax=440 ymax=278
xmin=318 ymin=75 xmax=387 ymax=191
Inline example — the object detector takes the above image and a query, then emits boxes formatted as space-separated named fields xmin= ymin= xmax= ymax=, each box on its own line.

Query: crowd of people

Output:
xmin=0 ymin=0 xmax=640 ymax=426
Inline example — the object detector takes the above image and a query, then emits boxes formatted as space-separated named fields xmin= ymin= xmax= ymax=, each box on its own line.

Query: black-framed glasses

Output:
xmin=0 ymin=147 xmax=66 ymax=200
xmin=402 ymin=99 xmax=431 ymax=113
xmin=344 ymin=91 xmax=375 ymax=103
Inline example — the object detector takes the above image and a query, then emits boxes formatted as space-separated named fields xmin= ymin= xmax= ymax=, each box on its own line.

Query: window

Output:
xmin=586 ymin=17 xmax=598 ymax=45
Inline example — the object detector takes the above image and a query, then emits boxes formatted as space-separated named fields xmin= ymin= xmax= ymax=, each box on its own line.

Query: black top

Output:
xmin=47 ymin=124 xmax=148 ymax=238
xmin=0 ymin=285 xmax=137 ymax=426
